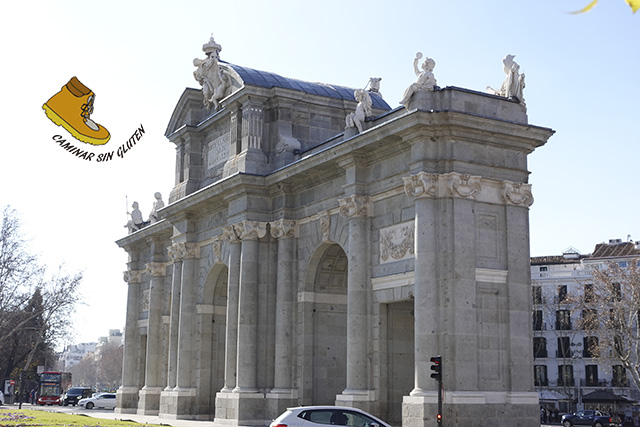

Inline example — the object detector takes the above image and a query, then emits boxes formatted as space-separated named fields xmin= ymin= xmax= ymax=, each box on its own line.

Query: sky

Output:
xmin=0 ymin=0 xmax=638 ymax=346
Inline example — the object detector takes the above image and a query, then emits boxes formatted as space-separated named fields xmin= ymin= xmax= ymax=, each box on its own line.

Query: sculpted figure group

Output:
xmin=125 ymin=192 xmax=165 ymax=234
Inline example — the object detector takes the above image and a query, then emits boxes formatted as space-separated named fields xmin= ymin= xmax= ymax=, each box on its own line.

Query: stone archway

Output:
xmin=309 ymin=243 xmax=348 ymax=404
xmin=196 ymin=263 xmax=228 ymax=418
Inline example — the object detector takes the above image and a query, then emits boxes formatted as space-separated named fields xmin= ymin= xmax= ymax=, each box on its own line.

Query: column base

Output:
xmin=115 ymin=386 xmax=139 ymax=414
xmin=266 ymin=389 xmax=299 ymax=421
xmin=402 ymin=392 xmax=540 ymax=427
xmin=137 ymin=386 xmax=162 ymax=415
xmin=335 ymin=390 xmax=378 ymax=415
xmin=158 ymin=387 xmax=196 ymax=419
xmin=215 ymin=391 xmax=267 ymax=426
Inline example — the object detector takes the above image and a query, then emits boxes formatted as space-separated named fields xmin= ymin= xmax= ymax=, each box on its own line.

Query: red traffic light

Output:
xmin=430 ymin=356 xmax=442 ymax=381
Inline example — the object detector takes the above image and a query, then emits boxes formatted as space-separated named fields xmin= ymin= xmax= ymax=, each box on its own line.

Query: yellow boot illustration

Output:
xmin=43 ymin=77 xmax=110 ymax=145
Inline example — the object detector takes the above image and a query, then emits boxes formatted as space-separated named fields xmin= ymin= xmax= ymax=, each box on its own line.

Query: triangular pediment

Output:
xmin=164 ymin=88 xmax=211 ymax=138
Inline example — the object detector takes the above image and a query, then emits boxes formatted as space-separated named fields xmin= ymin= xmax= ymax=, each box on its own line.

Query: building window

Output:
xmin=533 ymin=286 xmax=543 ymax=305
xmin=584 ymin=284 xmax=594 ymax=303
xmin=534 ymin=337 xmax=547 ymax=358
xmin=582 ymin=309 xmax=597 ymax=326
xmin=583 ymin=336 xmax=599 ymax=358
xmin=611 ymin=283 xmax=622 ymax=302
xmin=558 ymin=285 xmax=568 ymax=303
xmin=585 ymin=365 xmax=599 ymax=386
xmin=558 ymin=365 xmax=574 ymax=386
xmin=540 ymin=266 xmax=548 ymax=272
xmin=556 ymin=310 xmax=572 ymax=330
xmin=533 ymin=310 xmax=543 ymax=331
xmin=557 ymin=337 xmax=571 ymax=358
xmin=612 ymin=365 xmax=628 ymax=387
xmin=534 ymin=365 xmax=548 ymax=386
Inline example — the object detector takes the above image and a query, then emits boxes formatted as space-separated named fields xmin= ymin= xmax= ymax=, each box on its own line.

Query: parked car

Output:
xmin=270 ymin=406 xmax=391 ymax=427
xmin=562 ymin=410 xmax=622 ymax=427
xmin=78 ymin=392 xmax=117 ymax=410
xmin=63 ymin=387 xmax=93 ymax=406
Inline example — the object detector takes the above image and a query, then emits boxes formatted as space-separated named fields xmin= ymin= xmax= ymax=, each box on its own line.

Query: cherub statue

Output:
xmin=193 ymin=36 xmax=230 ymax=110
xmin=149 ymin=192 xmax=165 ymax=223
xmin=125 ymin=201 xmax=149 ymax=233
xmin=400 ymin=52 xmax=437 ymax=108
xmin=487 ymin=54 xmax=526 ymax=105
xmin=345 ymin=89 xmax=373 ymax=134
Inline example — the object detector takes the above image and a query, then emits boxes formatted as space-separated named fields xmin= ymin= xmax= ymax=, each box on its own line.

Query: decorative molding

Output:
xmin=269 ymin=219 xmax=298 ymax=239
xmin=145 ymin=262 xmax=166 ymax=277
xmin=338 ymin=195 xmax=370 ymax=218
xmin=371 ymin=271 xmax=415 ymax=292
xmin=141 ymin=289 xmax=150 ymax=312
xmin=380 ymin=221 xmax=415 ymax=264
xmin=503 ymin=181 xmax=534 ymax=207
xmin=212 ymin=237 xmax=222 ymax=262
xmin=222 ymin=225 xmax=240 ymax=244
xmin=475 ymin=268 xmax=508 ymax=283
xmin=123 ymin=269 xmax=143 ymax=284
xmin=234 ymin=220 xmax=267 ymax=240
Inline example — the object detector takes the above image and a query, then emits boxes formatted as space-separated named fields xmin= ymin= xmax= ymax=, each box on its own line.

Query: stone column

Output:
xmin=266 ymin=220 xmax=298 ymax=418
xmin=176 ymin=242 xmax=199 ymax=390
xmin=403 ymin=172 xmax=440 ymax=394
xmin=236 ymin=100 xmax=268 ymax=175
xmin=116 ymin=268 xmax=143 ymax=414
xmin=138 ymin=261 xmax=166 ymax=415
xmin=234 ymin=220 xmax=267 ymax=393
xmin=337 ymin=195 xmax=374 ymax=407
xmin=165 ymin=245 xmax=183 ymax=390
xmin=221 ymin=225 xmax=241 ymax=392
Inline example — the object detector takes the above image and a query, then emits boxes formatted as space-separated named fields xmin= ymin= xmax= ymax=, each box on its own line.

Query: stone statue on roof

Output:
xmin=487 ymin=54 xmax=526 ymax=105
xmin=193 ymin=35 xmax=231 ymax=110
xmin=149 ymin=192 xmax=165 ymax=223
xmin=400 ymin=52 xmax=437 ymax=108
xmin=345 ymin=89 xmax=373 ymax=134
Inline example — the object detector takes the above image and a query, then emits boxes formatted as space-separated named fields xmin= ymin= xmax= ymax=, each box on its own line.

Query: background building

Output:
xmin=531 ymin=239 xmax=640 ymax=415
xmin=60 ymin=342 xmax=97 ymax=371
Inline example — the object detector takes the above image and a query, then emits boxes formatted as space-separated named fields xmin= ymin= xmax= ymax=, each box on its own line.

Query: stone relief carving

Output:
xmin=320 ymin=212 xmax=331 ymax=242
xmin=449 ymin=173 xmax=481 ymax=198
xmin=345 ymin=89 xmax=373 ymax=134
xmin=145 ymin=262 xmax=165 ymax=277
xmin=234 ymin=220 xmax=267 ymax=240
xmin=487 ymin=54 xmax=526 ymax=105
xmin=222 ymin=224 xmax=240 ymax=243
xmin=403 ymin=172 xmax=438 ymax=199
xmin=503 ymin=181 xmax=534 ymax=206
xmin=193 ymin=36 xmax=231 ymax=111
xmin=212 ymin=237 xmax=222 ymax=262
xmin=168 ymin=242 xmax=198 ymax=261
xmin=380 ymin=222 xmax=415 ymax=264
xmin=269 ymin=219 xmax=298 ymax=239
xmin=123 ymin=269 xmax=143 ymax=284
xmin=338 ymin=195 xmax=370 ymax=218
xmin=400 ymin=52 xmax=437 ymax=108
xmin=141 ymin=289 xmax=150 ymax=313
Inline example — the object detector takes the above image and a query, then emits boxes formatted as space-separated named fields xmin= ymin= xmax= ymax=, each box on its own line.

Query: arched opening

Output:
xmin=309 ymin=243 xmax=348 ymax=404
xmin=196 ymin=263 xmax=228 ymax=418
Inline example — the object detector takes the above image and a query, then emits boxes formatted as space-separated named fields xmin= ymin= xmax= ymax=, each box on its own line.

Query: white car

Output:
xmin=270 ymin=406 xmax=391 ymax=427
xmin=78 ymin=392 xmax=117 ymax=409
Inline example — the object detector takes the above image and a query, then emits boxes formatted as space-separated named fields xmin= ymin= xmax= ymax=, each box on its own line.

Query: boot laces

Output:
xmin=81 ymin=95 xmax=99 ymax=131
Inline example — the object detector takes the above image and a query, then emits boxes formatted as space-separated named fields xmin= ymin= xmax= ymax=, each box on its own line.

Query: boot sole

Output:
xmin=42 ymin=103 xmax=111 ymax=145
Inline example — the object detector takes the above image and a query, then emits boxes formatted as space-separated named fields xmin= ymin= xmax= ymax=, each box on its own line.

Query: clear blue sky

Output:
xmin=0 ymin=0 xmax=638 ymax=344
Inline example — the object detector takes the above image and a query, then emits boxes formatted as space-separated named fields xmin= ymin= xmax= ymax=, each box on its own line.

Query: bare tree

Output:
xmin=572 ymin=259 xmax=640 ymax=393
xmin=97 ymin=342 xmax=123 ymax=390
xmin=0 ymin=206 xmax=83 ymax=407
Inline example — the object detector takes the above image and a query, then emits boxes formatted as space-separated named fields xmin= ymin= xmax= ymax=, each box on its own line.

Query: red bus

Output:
xmin=37 ymin=372 xmax=71 ymax=405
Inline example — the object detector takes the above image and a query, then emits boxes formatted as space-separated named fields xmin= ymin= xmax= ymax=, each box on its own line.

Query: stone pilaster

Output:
xmin=266 ymin=219 xmax=298 ymax=419
xmin=138 ymin=260 xmax=166 ymax=415
xmin=236 ymin=100 xmax=268 ymax=175
xmin=116 ymin=268 xmax=143 ymax=414
xmin=336 ymin=195 xmax=376 ymax=411
xmin=221 ymin=225 xmax=241 ymax=392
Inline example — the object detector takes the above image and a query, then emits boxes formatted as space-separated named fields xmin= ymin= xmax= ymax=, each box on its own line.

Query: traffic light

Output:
xmin=430 ymin=356 xmax=442 ymax=382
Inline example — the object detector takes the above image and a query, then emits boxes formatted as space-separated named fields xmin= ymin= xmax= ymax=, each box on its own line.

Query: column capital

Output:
xmin=235 ymin=220 xmax=268 ymax=240
xmin=123 ymin=269 xmax=143 ymax=284
xmin=338 ymin=195 xmax=370 ymax=218
xmin=168 ymin=242 xmax=198 ymax=261
xmin=503 ymin=181 xmax=534 ymax=206
xmin=222 ymin=224 xmax=240 ymax=243
xmin=269 ymin=219 xmax=298 ymax=239
xmin=145 ymin=262 xmax=166 ymax=277
xmin=403 ymin=172 xmax=438 ymax=199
